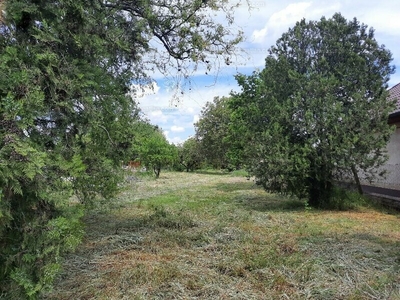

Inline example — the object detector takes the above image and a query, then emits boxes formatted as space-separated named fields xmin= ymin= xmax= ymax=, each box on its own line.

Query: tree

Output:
xmin=0 ymin=0 xmax=243 ymax=297
xmin=127 ymin=119 xmax=162 ymax=162
xmin=177 ymin=137 xmax=203 ymax=172
xmin=136 ymin=129 xmax=177 ymax=178
xmin=195 ymin=96 xmax=234 ymax=169
xmin=230 ymin=13 xmax=395 ymax=207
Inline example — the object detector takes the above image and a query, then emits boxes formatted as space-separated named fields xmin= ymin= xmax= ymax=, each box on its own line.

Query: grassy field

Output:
xmin=43 ymin=171 xmax=400 ymax=299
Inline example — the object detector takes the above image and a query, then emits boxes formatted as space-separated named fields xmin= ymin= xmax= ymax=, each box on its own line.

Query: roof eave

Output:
xmin=388 ymin=111 xmax=400 ymax=125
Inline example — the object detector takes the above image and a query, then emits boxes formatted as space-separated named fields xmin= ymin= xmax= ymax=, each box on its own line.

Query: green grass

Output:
xmin=42 ymin=171 xmax=400 ymax=299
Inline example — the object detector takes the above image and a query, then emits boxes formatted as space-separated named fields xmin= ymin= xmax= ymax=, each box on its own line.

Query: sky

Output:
xmin=136 ymin=0 xmax=400 ymax=144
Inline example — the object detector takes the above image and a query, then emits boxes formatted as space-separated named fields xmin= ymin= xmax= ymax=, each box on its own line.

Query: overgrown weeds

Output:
xmin=42 ymin=171 xmax=400 ymax=299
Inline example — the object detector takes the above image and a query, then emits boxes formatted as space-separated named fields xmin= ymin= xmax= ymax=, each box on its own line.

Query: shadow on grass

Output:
xmin=213 ymin=181 xmax=305 ymax=212
xmin=235 ymin=194 xmax=305 ymax=212
xmin=300 ymin=231 xmax=400 ymax=265
xmin=214 ymin=181 xmax=258 ymax=192
xmin=194 ymin=170 xmax=230 ymax=176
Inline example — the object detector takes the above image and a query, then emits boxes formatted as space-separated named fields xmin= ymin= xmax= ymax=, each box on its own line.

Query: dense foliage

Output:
xmin=0 ymin=0 xmax=243 ymax=297
xmin=136 ymin=127 xmax=177 ymax=178
xmin=195 ymin=96 xmax=235 ymax=169
xmin=177 ymin=137 xmax=203 ymax=172
xmin=230 ymin=13 xmax=395 ymax=206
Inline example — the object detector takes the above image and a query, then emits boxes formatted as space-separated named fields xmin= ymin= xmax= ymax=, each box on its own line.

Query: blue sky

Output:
xmin=135 ymin=0 xmax=400 ymax=144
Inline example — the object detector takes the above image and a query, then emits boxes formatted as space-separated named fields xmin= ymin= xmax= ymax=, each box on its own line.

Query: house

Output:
xmin=360 ymin=83 xmax=400 ymax=192
xmin=386 ymin=82 xmax=400 ymax=168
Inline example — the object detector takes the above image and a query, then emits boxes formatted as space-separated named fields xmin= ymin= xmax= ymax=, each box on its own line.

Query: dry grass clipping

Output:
xmin=42 ymin=171 xmax=400 ymax=299
xmin=0 ymin=0 xmax=5 ymax=24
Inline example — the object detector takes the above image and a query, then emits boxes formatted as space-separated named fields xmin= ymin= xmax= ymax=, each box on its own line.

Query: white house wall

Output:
xmin=358 ymin=83 xmax=400 ymax=191
xmin=359 ymin=125 xmax=400 ymax=190
xmin=386 ymin=125 xmax=400 ymax=165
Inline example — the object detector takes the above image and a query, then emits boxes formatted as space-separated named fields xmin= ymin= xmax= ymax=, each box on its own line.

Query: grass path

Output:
xmin=44 ymin=171 xmax=400 ymax=299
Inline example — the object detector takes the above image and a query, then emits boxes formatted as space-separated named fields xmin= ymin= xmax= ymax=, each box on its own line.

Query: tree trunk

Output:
xmin=153 ymin=165 xmax=160 ymax=178
xmin=351 ymin=164 xmax=363 ymax=195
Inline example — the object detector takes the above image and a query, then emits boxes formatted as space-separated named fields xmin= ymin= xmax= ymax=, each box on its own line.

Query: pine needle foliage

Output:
xmin=229 ymin=13 xmax=395 ymax=207
xmin=0 ymin=0 xmax=243 ymax=297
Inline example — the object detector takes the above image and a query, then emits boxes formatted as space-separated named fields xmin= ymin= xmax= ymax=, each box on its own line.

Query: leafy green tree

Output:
xmin=126 ymin=119 xmax=161 ymax=163
xmin=177 ymin=137 xmax=203 ymax=172
xmin=0 ymin=0 xmax=243 ymax=297
xmin=230 ymin=13 xmax=395 ymax=207
xmin=136 ymin=129 xmax=177 ymax=178
xmin=195 ymin=96 xmax=235 ymax=169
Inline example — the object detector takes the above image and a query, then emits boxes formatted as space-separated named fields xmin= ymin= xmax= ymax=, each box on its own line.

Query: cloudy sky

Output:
xmin=137 ymin=0 xmax=400 ymax=144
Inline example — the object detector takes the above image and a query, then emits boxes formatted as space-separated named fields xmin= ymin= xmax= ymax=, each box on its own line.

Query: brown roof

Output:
xmin=389 ymin=82 xmax=400 ymax=113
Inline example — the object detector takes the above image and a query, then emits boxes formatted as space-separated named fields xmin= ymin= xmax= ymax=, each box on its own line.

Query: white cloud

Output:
xmin=251 ymin=1 xmax=341 ymax=44
xmin=163 ymin=130 xmax=185 ymax=145
xmin=252 ymin=27 xmax=269 ymax=44
xmin=137 ymin=0 xmax=400 ymax=142
xmin=148 ymin=110 xmax=169 ymax=124
xmin=171 ymin=125 xmax=185 ymax=132
xmin=251 ymin=2 xmax=311 ymax=43
xmin=163 ymin=130 xmax=170 ymax=138
xmin=169 ymin=136 xmax=185 ymax=145
xmin=179 ymin=106 xmax=195 ymax=114
xmin=193 ymin=115 xmax=200 ymax=124
xmin=367 ymin=12 xmax=400 ymax=33
xmin=138 ymin=71 xmax=245 ymax=143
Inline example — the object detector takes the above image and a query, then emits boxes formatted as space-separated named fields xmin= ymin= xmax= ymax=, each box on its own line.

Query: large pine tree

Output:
xmin=230 ymin=13 xmax=395 ymax=207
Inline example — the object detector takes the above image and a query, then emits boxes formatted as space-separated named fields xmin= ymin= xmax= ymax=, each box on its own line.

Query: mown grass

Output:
xmin=43 ymin=171 xmax=400 ymax=299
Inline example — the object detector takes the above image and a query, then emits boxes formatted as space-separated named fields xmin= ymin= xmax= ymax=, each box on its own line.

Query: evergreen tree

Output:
xmin=230 ymin=13 xmax=395 ymax=207
xmin=0 ymin=0 xmax=243 ymax=297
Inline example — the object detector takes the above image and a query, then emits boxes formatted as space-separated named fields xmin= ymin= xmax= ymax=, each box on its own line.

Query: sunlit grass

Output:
xmin=43 ymin=171 xmax=400 ymax=299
